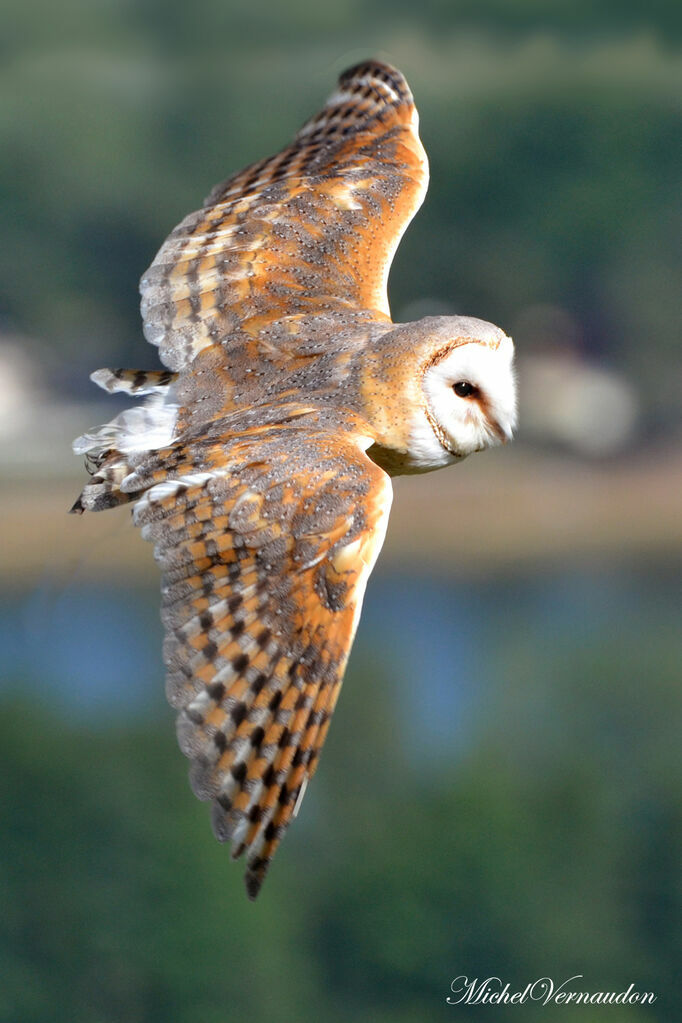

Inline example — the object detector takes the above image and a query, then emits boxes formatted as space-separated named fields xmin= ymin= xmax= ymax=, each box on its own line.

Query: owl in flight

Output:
xmin=73 ymin=61 xmax=517 ymax=898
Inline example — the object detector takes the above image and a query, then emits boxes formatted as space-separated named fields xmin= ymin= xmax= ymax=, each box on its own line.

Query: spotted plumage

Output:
xmin=73 ymin=60 xmax=517 ymax=898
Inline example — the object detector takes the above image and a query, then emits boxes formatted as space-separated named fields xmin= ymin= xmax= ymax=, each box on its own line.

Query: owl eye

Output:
xmin=453 ymin=381 xmax=477 ymax=398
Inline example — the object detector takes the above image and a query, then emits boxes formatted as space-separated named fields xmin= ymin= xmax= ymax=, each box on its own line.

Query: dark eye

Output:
xmin=453 ymin=381 xmax=477 ymax=398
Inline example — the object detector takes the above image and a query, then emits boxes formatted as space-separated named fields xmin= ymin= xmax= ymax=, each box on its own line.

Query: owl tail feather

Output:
xmin=71 ymin=367 xmax=179 ymax=514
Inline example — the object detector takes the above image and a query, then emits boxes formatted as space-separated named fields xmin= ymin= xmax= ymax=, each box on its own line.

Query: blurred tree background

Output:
xmin=1 ymin=0 xmax=681 ymax=1021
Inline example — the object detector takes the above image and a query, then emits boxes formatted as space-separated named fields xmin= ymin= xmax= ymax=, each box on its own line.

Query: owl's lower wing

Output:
xmin=140 ymin=60 xmax=428 ymax=371
xmin=128 ymin=419 xmax=392 ymax=898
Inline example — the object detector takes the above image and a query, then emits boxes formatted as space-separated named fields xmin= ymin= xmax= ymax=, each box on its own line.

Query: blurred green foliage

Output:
xmin=2 ymin=569 xmax=680 ymax=1022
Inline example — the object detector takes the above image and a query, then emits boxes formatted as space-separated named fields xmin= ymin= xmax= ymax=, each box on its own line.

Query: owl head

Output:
xmin=363 ymin=315 xmax=517 ymax=473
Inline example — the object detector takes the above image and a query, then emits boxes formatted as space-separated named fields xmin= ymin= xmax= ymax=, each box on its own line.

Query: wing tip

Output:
xmin=337 ymin=59 xmax=413 ymax=105
xmin=245 ymin=862 xmax=267 ymax=901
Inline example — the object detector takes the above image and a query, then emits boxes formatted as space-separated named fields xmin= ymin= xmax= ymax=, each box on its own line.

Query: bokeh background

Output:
xmin=2 ymin=2 xmax=681 ymax=1021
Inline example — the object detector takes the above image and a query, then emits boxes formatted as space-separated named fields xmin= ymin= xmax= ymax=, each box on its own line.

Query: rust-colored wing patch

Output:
xmin=140 ymin=60 xmax=428 ymax=371
xmin=130 ymin=419 xmax=392 ymax=898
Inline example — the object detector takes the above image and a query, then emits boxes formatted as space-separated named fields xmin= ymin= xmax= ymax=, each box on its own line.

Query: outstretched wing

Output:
xmin=128 ymin=416 xmax=392 ymax=898
xmin=140 ymin=60 xmax=428 ymax=371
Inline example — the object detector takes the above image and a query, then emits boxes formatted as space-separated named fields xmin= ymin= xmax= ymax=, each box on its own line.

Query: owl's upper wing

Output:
xmin=140 ymin=61 xmax=428 ymax=371
xmin=126 ymin=413 xmax=392 ymax=898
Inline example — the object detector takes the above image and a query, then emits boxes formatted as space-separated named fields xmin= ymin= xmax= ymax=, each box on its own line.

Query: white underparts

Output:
xmin=72 ymin=392 xmax=179 ymax=459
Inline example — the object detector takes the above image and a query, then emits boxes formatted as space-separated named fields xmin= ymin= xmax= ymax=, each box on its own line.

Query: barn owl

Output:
xmin=72 ymin=60 xmax=517 ymax=898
